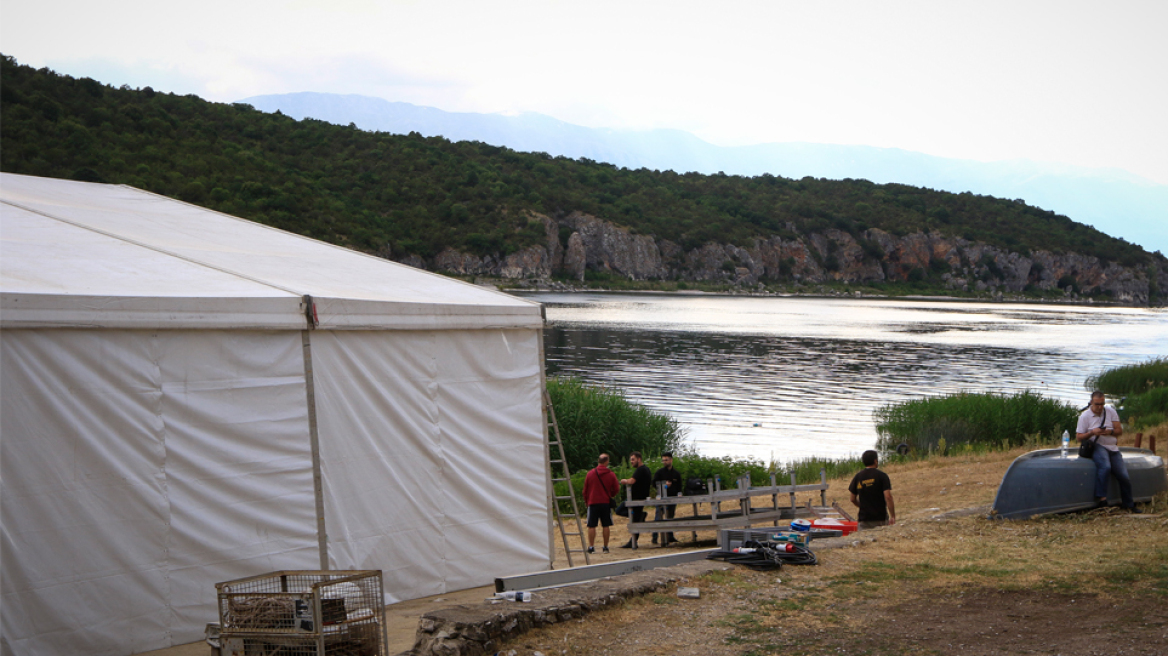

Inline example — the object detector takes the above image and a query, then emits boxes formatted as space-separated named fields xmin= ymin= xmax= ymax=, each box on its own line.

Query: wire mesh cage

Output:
xmin=216 ymin=570 xmax=386 ymax=656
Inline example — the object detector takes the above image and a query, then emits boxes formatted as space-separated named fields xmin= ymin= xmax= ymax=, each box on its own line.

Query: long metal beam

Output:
xmin=495 ymin=549 xmax=717 ymax=592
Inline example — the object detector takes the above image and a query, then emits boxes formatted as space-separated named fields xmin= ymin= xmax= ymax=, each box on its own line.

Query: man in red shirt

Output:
xmin=582 ymin=453 xmax=621 ymax=553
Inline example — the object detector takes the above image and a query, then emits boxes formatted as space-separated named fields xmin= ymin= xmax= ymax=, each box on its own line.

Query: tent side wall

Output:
xmin=0 ymin=329 xmax=320 ymax=656
xmin=311 ymin=328 xmax=551 ymax=601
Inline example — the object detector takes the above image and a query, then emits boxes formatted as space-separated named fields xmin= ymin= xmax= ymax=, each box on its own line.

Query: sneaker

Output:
xmin=1129 ymin=506 xmax=1143 ymax=514
xmin=602 ymin=547 xmax=610 ymax=554
xmin=618 ymin=541 xmax=633 ymax=549
xmin=587 ymin=546 xmax=595 ymax=554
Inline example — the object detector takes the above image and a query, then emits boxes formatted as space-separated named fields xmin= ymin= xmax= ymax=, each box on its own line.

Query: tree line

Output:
xmin=1 ymin=54 xmax=1157 ymax=272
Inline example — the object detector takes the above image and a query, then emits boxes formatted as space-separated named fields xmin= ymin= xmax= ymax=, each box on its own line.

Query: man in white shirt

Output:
xmin=1076 ymin=390 xmax=1139 ymax=513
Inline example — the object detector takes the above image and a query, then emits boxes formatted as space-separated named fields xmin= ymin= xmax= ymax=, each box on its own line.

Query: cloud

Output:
xmin=3 ymin=0 xmax=1166 ymax=183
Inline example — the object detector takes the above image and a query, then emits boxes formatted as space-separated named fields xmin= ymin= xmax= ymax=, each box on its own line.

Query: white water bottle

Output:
xmin=1061 ymin=430 xmax=1070 ymax=451
xmin=494 ymin=591 xmax=532 ymax=602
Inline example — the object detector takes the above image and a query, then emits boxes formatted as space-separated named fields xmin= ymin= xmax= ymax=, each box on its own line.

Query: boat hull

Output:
xmin=990 ymin=447 xmax=1167 ymax=520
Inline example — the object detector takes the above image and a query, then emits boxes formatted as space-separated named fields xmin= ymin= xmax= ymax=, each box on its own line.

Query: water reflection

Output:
xmin=523 ymin=293 xmax=1168 ymax=463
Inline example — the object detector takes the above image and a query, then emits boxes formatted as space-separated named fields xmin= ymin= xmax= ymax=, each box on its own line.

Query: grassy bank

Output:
xmin=1087 ymin=356 xmax=1168 ymax=395
xmin=547 ymin=376 xmax=685 ymax=474
xmin=519 ymin=447 xmax=1168 ymax=656
xmin=1091 ymin=357 xmax=1168 ymax=431
xmin=874 ymin=390 xmax=1078 ymax=455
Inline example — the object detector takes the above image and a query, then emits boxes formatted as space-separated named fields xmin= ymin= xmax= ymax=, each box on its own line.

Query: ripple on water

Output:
xmin=528 ymin=293 xmax=1168 ymax=463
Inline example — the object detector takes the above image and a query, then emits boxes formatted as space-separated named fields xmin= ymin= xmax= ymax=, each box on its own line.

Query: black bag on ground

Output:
xmin=684 ymin=477 xmax=708 ymax=496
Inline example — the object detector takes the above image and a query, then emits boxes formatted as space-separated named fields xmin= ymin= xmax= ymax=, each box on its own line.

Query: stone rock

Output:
xmin=563 ymin=232 xmax=586 ymax=281
xmin=398 ymin=254 xmax=426 ymax=270
xmin=395 ymin=212 xmax=1159 ymax=305
xmin=562 ymin=212 xmax=664 ymax=280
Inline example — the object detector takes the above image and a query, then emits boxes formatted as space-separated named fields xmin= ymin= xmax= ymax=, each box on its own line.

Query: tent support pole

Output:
xmin=537 ymin=315 xmax=556 ymax=569
xmin=302 ymin=328 xmax=329 ymax=570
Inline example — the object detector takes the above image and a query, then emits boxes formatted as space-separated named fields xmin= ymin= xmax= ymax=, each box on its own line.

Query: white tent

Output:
xmin=0 ymin=173 xmax=553 ymax=656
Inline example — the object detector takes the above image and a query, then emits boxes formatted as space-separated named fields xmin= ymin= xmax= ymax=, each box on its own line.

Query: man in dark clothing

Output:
xmin=651 ymin=452 xmax=683 ymax=545
xmin=582 ymin=453 xmax=621 ymax=553
xmin=848 ymin=450 xmax=896 ymax=529
xmin=619 ymin=451 xmax=652 ymax=549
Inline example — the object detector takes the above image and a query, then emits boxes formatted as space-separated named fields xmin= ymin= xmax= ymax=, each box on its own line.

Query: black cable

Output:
xmin=705 ymin=540 xmax=818 ymax=569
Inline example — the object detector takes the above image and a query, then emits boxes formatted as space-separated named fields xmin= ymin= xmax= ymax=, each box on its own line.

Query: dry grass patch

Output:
xmin=515 ymin=450 xmax=1168 ymax=656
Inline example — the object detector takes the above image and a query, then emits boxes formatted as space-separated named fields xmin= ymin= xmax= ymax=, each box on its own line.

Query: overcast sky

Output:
xmin=4 ymin=1 xmax=1167 ymax=184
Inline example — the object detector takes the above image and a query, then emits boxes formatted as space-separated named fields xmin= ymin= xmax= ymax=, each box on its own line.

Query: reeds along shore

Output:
xmin=550 ymin=358 xmax=1168 ymax=513
xmin=874 ymin=390 xmax=1078 ymax=456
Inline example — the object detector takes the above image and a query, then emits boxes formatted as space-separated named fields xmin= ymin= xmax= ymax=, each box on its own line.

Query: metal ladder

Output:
xmin=545 ymin=390 xmax=590 ymax=567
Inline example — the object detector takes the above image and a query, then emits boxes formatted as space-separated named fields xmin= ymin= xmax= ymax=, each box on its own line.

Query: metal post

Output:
xmin=820 ymin=468 xmax=828 ymax=507
xmin=301 ymin=329 xmax=328 ymax=571
xmin=770 ymin=473 xmax=779 ymax=527
xmin=536 ymin=329 xmax=556 ymax=567
xmin=739 ymin=476 xmax=750 ymax=518
xmin=789 ymin=472 xmax=797 ymax=513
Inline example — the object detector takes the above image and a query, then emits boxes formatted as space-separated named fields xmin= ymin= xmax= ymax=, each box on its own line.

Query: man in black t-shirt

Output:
xmin=848 ymin=450 xmax=896 ymax=529
xmin=651 ymin=452 xmax=683 ymax=545
xmin=619 ymin=451 xmax=652 ymax=549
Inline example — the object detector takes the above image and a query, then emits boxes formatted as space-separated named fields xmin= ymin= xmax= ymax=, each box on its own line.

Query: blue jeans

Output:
xmin=653 ymin=504 xmax=676 ymax=542
xmin=1092 ymin=446 xmax=1134 ymax=508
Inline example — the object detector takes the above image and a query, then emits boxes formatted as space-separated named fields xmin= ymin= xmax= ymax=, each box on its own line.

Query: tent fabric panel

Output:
xmin=1 ymin=174 xmax=542 ymax=321
xmin=0 ymin=203 xmax=298 ymax=300
xmin=435 ymin=374 xmax=550 ymax=587
xmin=1 ymin=330 xmax=171 ymax=656
xmin=156 ymin=331 xmax=320 ymax=643
xmin=310 ymin=329 xmax=549 ymax=602
xmin=0 ymin=329 xmax=323 ymax=655
xmin=0 ymin=203 xmax=306 ymax=329
xmin=309 ymin=331 xmax=448 ymax=603
xmin=432 ymin=329 xmax=548 ymax=585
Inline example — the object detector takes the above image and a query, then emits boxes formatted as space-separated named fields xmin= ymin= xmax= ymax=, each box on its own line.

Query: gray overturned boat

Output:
xmin=990 ymin=447 xmax=1167 ymax=520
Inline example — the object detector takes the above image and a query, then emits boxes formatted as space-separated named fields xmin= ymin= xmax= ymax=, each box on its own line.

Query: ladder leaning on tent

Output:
xmin=544 ymin=390 xmax=590 ymax=567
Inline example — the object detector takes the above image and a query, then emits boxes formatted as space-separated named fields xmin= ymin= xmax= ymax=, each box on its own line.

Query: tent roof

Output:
xmin=1 ymin=173 xmax=542 ymax=330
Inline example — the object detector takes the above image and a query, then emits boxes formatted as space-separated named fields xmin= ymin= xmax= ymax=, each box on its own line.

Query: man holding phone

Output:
xmin=1077 ymin=390 xmax=1140 ymax=513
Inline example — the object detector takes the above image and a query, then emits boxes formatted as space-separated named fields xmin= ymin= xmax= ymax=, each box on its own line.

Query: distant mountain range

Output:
xmin=239 ymin=92 xmax=1167 ymax=255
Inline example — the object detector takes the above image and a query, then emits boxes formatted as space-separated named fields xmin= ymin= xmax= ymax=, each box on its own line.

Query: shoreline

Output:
xmin=493 ymin=280 xmax=1162 ymax=309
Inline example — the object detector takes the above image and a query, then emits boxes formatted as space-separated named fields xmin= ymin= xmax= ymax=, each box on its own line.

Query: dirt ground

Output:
xmin=148 ymin=440 xmax=1167 ymax=656
xmin=500 ymin=444 xmax=1168 ymax=656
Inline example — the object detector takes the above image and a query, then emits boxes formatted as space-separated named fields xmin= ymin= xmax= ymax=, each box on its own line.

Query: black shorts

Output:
xmin=587 ymin=503 xmax=613 ymax=528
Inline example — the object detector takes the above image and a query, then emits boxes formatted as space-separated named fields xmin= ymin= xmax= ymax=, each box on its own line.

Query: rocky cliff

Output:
xmin=400 ymin=213 xmax=1165 ymax=305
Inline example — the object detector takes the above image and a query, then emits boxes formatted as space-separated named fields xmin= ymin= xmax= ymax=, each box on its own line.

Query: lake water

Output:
xmin=518 ymin=292 xmax=1168 ymax=464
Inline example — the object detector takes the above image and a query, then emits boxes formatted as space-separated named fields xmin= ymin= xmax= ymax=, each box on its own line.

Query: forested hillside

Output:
xmin=2 ymin=55 xmax=1162 ymax=302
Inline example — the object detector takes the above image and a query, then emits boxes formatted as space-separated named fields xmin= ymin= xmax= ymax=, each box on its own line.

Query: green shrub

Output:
xmin=1118 ymin=387 xmax=1168 ymax=430
xmin=1086 ymin=357 xmax=1168 ymax=396
xmin=547 ymin=377 xmax=685 ymax=475
xmin=778 ymin=456 xmax=868 ymax=485
xmin=873 ymin=391 xmax=1078 ymax=454
xmin=1131 ymin=412 xmax=1166 ymax=431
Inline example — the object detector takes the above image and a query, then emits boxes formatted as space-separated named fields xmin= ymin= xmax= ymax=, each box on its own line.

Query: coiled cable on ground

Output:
xmin=706 ymin=540 xmax=818 ymax=570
